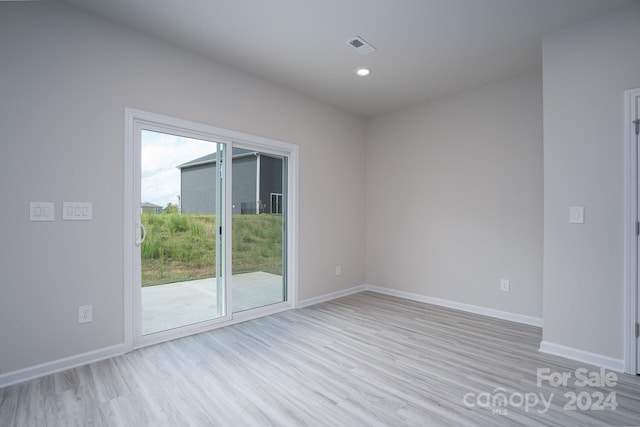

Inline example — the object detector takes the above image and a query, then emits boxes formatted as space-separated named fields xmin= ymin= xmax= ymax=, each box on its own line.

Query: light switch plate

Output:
xmin=63 ymin=202 xmax=92 ymax=221
xmin=30 ymin=202 xmax=54 ymax=221
xmin=569 ymin=206 xmax=584 ymax=224
xmin=78 ymin=304 xmax=92 ymax=323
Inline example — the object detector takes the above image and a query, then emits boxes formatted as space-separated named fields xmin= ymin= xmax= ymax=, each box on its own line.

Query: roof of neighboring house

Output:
xmin=141 ymin=202 xmax=163 ymax=208
xmin=176 ymin=148 xmax=256 ymax=169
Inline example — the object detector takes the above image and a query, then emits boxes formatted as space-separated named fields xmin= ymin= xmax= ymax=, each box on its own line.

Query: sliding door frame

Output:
xmin=124 ymin=108 xmax=299 ymax=351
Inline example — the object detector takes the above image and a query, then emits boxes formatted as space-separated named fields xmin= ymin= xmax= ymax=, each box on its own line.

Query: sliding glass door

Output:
xmin=126 ymin=108 xmax=298 ymax=349
xmin=137 ymin=128 xmax=226 ymax=335
xmin=231 ymin=151 xmax=287 ymax=312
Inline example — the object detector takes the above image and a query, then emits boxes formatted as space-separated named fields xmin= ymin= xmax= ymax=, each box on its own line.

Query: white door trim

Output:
xmin=623 ymin=88 xmax=640 ymax=374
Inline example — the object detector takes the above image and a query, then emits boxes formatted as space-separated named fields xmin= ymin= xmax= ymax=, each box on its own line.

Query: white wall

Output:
xmin=542 ymin=3 xmax=640 ymax=361
xmin=366 ymin=71 xmax=543 ymax=319
xmin=0 ymin=2 xmax=365 ymax=375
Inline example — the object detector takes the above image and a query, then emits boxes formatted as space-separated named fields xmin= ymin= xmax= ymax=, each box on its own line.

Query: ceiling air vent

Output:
xmin=346 ymin=36 xmax=376 ymax=55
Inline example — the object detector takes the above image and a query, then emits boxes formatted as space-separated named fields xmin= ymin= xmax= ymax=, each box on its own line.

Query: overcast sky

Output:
xmin=141 ymin=130 xmax=218 ymax=208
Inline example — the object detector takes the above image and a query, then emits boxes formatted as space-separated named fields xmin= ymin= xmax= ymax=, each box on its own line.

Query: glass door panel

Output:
xmin=232 ymin=151 xmax=287 ymax=312
xmin=139 ymin=129 xmax=225 ymax=334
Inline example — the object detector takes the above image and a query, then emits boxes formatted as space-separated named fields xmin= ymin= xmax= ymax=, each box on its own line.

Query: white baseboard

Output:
xmin=297 ymin=285 xmax=366 ymax=308
xmin=0 ymin=343 xmax=127 ymax=389
xmin=539 ymin=341 xmax=625 ymax=373
xmin=365 ymin=285 xmax=544 ymax=327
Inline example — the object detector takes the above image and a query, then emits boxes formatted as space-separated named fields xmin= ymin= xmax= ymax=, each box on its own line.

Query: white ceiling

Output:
xmin=61 ymin=0 xmax=638 ymax=117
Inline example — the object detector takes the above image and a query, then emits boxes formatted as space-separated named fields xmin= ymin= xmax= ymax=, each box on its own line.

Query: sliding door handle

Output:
xmin=135 ymin=221 xmax=146 ymax=245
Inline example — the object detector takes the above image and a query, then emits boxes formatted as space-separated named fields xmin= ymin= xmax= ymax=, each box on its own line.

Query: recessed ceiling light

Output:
xmin=356 ymin=68 xmax=371 ymax=77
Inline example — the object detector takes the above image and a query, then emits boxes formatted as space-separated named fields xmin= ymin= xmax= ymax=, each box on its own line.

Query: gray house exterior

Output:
xmin=141 ymin=202 xmax=163 ymax=214
xmin=177 ymin=148 xmax=284 ymax=215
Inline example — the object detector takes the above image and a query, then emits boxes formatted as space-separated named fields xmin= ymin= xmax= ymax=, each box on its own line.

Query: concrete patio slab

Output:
xmin=141 ymin=271 xmax=284 ymax=335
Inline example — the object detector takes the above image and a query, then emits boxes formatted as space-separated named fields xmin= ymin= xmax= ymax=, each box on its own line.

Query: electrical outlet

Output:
xmin=335 ymin=265 xmax=342 ymax=276
xmin=78 ymin=305 xmax=92 ymax=324
xmin=500 ymin=279 xmax=510 ymax=292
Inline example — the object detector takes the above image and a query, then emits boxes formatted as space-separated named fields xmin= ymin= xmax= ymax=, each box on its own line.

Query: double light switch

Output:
xmin=29 ymin=202 xmax=55 ymax=221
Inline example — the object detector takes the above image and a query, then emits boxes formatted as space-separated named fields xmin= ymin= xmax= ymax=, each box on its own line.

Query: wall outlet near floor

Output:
xmin=500 ymin=279 xmax=510 ymax=292
xmin=78 ymin=305 xmax=93 ymax=324
xmin=335 ymin=265 xmax=342 ymax=276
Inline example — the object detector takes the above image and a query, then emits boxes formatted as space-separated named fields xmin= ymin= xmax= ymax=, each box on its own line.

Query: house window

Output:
xmin=271 ymin=193 xmax=283 ymax=215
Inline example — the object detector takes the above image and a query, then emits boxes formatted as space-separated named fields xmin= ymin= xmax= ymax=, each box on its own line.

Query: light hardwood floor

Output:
xmin=1 ymin=292 xmax=640 ymax=426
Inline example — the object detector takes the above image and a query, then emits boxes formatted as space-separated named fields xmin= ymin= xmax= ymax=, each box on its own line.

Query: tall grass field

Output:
xmin=141 ymin=213 xmax=283 ymax=286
